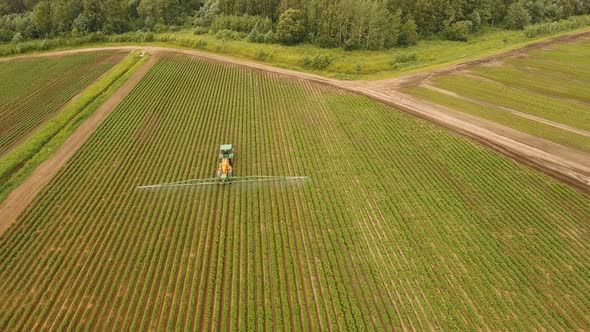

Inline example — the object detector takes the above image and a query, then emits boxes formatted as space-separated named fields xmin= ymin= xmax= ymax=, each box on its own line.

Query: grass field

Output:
xmin=0 ymin=54 xmax=588 ymax=330
xmin=0 ymin=51 xmax=126 ymax=155
xmin=403 ymin=38 xmax=590 ymax=152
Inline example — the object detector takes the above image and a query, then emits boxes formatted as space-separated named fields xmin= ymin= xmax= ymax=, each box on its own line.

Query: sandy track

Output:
xmin=1 ymin=29 xmax=589 ymax=234
xmin=0 ymin=54 xmax=158 ymax=235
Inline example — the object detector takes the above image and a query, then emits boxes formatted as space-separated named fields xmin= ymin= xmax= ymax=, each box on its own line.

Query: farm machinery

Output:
xmin=137 ymin=144 xmax=307 ymax=190
xmin=217 ymin=144 xmax=234 ymax=183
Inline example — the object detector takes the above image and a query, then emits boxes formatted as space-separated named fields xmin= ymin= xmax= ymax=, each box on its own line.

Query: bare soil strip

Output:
xmin=422 ymin=83 xmax=590 ymax=138
xmin=0 ymin=54 xmax=158 ymax=235
xmin=1 ymin=29 xmax=589 ymax=234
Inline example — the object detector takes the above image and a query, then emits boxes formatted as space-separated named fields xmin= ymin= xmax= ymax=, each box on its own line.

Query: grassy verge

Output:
xmin=404 ymin=86 xmax=590 ymax=153
xmin=0 ymin=19 xmax=588 ymax=80
xmin=0 ymin=51 xmax=147 ymax=203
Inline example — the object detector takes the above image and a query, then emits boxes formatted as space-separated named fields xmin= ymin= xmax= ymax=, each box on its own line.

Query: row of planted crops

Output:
xmin=0 ymin=53 xmax=588 ymax=330
xmin=0 ymin=51 xmax=126 ymax=155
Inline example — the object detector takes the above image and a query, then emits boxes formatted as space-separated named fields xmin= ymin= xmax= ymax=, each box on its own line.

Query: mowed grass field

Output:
xmin=1 ymin=54 xmax=589 ymax=330
xmin=0 ymin=51 xmax=127 ymax=155
xmin=403 ymin=38 xmax=590 ymax=153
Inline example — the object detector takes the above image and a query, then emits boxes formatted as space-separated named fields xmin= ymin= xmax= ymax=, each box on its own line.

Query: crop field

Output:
xmin=0 ymin=54 xmax=589 ymax=330
xmin=403 ymin=38 xmax=590 ymax=153
xmin=0 ymin=51 xmax=127 ymax=155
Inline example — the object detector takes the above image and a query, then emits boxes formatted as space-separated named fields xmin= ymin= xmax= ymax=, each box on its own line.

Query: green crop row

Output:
xmin=1 ymin=54 xmax=588 ymax=331
xmin=0 ymin=51 xmax=146 ymax=204
xmin=0 ymin=51 xmax=126 ymax=155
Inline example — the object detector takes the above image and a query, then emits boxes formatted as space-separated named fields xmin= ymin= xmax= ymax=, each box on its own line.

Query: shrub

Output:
xmin=392 ymin=52 xmax=417 ymax=69
xmin=276 ymin=9 xmax=306 ymax=45
xmin=263 ymin=30 xmax=277 ymax=44
xmin=315 ymin=35 xmax=338 ymax=49
xmin=215 ymin=29 xmax=244 ymax=40
xmin=247 ymin=26 xmax=265 ymax=43
xmin=193 ymin=26 xmax=209 ymax=35
xmin=303 ymin=53 xmax=331 ymax=70
xmin=506 ymin=1 xmax=532 ymax=30
xmin=142 ymin=32 xmax=154 ymax=42
xmin=192 ymin=40 xmax=208 ymax=49
xmin=255 ymin=48 xmax=272 ymax=60
xmin=443 ymin=20 xmax=472 ymax=42
xmin=524 ymin=16 xmax=590 ymax=37
xmin=343 ymin=39 xmax=360 ymax=51
xmin=0 ymin=28 xmax=13 ymax=42
xmin=211 ymin=15 xmax=272 ymax=34
xmin=11 ymin=32 xmax=23 ymax=43
xmin=398 ymin=19 xmax=418 ymax=46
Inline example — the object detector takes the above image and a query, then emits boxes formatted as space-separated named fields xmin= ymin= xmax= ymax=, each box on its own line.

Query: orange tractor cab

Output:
xmin=216 ymin=144 xmax=234 ymax=183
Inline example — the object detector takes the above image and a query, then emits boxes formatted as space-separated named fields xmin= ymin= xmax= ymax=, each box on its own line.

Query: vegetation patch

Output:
xmin=0 ymin=54 xmax=588 ymax=330
xmin=0 ymin=51 xmax=146 ymax=203
xmin=0 ymin=51 xmax=124 ymax=154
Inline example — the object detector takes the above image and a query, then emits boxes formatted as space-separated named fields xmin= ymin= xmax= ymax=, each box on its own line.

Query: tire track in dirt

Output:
xmin=422 ymin=83 xmax=590 ymax=138
xmin=461 ymin=72 xmax=590 ymax=108
xmin=0 ymin=54 xmax=158 ymax=235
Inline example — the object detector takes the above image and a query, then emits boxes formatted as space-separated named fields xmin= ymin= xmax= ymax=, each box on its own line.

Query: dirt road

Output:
xmin=1 ymin=29 xmax=589 ymax=234
xmin=0 ymin=54 xmax=158 ymax=235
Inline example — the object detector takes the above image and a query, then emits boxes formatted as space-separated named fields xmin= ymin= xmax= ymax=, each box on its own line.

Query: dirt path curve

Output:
xmin=0 ymin=54 xmax=158 ymax=235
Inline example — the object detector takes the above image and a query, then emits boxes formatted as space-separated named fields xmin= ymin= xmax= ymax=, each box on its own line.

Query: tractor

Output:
xmin=137 ymin=144 xmax=308 ymax=189
xmin=217 ymin=144 xmax=234 ymax=183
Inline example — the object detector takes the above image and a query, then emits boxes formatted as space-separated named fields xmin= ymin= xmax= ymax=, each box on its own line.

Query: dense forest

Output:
xmin=1 ymin=0 xmax=589 ymax=49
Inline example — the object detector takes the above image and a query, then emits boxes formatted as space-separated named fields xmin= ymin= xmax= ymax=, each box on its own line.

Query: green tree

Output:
xmin=276 ymin=8 xmax=306 ymax=44
xmin=399 ymin=18 xmax=418 ymax=45
xmin=32 ymin=1 xmax=51 ymax=35
xmin=506 ymin=0 xmax=531 ymax=29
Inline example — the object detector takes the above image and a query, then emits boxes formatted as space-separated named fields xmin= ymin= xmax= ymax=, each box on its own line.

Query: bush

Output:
xmin=303 ymin=53 xmax=331 ymax=70
xmin=192 ymin=40 xmax=208 ymax=49
xmin=506 ymin=1 xmax=532 ymax=30
xmin=255 ymin=48 xmax=272 ymax=60
xmin=315 ymin=35 xmax=339 ymax=48
xmin=276 ymin=9 xmax=306 ymax=45
xmin=263 ymin=30 xmax=277 ymax=44
xmin=392 ymin=52 xmax=417 ymax=69
xmin=398 ymin=19 xmax=418 ymax=46
xmin=247 ymin=26 xmax=264 ymax=43
xmin=0 ymin=28 xmax=13 ymax=42
xmin=11 ymin=32 xmax=23 ymax=43
xmin=211 ymin=15 xmax=272 ymax=34
xmin=215 ymin=29 xmax=244 ymax=40
xmin=142 ymin=32 xmax=154 ymax=42
xmin=443 ymin=20 xmax=472 ymax=42
xmin=193 ymin=26 xmax=209 ymax=35
xmin=524 ymin=16 xmax=590 ymax=37
xmin=343 ymin=39 xmax=361 ymax=51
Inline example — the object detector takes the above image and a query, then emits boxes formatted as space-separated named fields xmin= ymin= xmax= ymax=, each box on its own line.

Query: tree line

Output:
xmin=1 ymin=0 xmax=589 ymax=49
